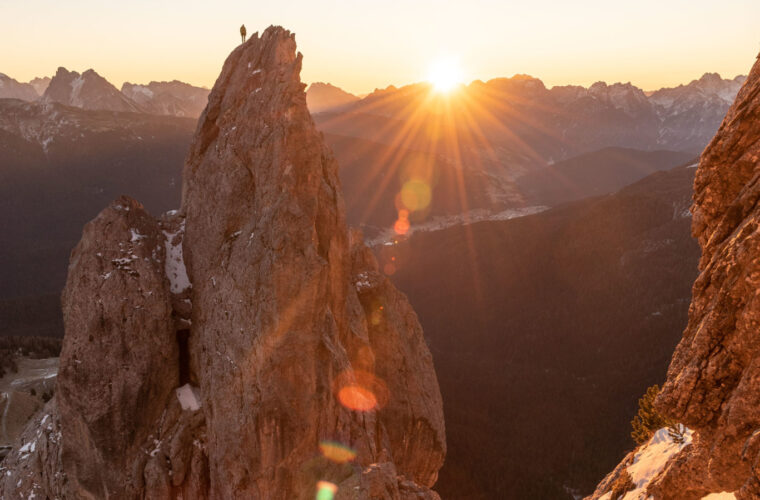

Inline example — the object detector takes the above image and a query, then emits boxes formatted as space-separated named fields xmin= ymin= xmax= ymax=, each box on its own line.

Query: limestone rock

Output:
xmin=0 ymin=399 xmax=65 ymax=498
xmin=181 ymin=26 xmax=444 ymax=499
xmin=57 ymin=195 xmax=178 ymax=497
xmin=0 ymin=25 xmax=444 ymax=500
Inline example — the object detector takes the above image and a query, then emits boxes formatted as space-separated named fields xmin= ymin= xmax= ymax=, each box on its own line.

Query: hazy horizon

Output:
xmin=2 ymin=0 xmax=758 ymax=95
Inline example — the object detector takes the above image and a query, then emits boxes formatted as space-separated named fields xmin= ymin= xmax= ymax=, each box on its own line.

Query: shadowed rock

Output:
xmin=0 ymin=26 xmax=444 ymax=500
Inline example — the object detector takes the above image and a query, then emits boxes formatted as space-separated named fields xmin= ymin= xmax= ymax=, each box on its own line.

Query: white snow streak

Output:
xmin=163 ymin=220 xmax=190 ymax=294
xmin=599 ymin=427 xmax=693 ymax=500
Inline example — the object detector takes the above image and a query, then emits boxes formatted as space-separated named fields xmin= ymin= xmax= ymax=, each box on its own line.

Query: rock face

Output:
xmin=587 ymin=56 xmax=760 ymax=499
xmin=0 ymin=73 xmax=39 ymax=101
xmin=29 ymin=76 xmax=51 ymax=96
xmin=58 ymin=196 xmax=178 ymax=497
xmin=43 ymin=67 xmax=141 ymax=112
xmin=181 ymin=26 xmax=444 ymax=498
xmin=0 ymin=26 xmax=445 ymax=500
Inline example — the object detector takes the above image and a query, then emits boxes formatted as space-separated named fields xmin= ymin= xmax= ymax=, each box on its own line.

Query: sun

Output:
xmin=427 ymin=56 xmax=463 ymax=93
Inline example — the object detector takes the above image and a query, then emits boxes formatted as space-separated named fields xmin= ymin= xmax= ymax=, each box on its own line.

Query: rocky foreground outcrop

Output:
xmin=0 ymin=26 xmax=445 ymax=499
xmin=587 ymin=56 xmax=760 ymax=499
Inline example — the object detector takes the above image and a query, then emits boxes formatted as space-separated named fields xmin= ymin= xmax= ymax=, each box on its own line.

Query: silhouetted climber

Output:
xmin=240 ymin=24 xmax=247 ymax=44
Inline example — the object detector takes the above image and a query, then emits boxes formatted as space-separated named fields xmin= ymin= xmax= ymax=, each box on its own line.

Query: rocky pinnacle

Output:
xmin=0 ymin=25 xmax=445 ymax=500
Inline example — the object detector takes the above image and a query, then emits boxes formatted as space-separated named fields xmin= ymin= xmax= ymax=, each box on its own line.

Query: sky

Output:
xmin=1 ymin=0 xmax=759 ymax=95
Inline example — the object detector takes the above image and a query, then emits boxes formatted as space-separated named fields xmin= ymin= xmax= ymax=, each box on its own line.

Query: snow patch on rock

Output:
xmin=175 ymin=384 xmax=201 ymax=411
xmin=599 ymin=427 xmax=693 ymax=500
xmin=163 ymin=220 xmax=190 ymax=294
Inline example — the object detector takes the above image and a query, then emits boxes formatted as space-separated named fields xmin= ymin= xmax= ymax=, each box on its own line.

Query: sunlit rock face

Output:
xmin=181 ymin=26 xmax=444 ymax=498
xmin=588 ymin=56 xmax=760 ymax=500
xmin=0 ymin=25 xmax=444 ymax=500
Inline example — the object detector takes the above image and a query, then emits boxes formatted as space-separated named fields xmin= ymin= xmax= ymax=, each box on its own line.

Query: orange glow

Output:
xmin=394 ymin=218 xmax=410 ymax=235
xmin=383 ymin=263 xmax=396 ymax=275
xmin=338 ymin=386 xmax=378 ymax=412
xmin=319 ymin=441 xmax=357 ymax=463
xmin=400 ymin=179 xmax=432 ymax=212
xmin=334 ymin=370 xmax=390 ymax=412
xmin=427 ymin=56 xmax=463 ymax=93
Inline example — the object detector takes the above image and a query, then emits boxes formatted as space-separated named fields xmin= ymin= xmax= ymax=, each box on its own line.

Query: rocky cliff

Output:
xmin=587 ymin=55 xmax=760 ymax=500
xmin=0 ymin=26 xmax=445 ymax=499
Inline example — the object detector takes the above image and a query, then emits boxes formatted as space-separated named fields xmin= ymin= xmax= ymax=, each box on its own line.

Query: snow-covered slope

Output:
xmin=596 ymin=428 xmax=693 ymax=500
xmin=649 ymin=73 xmax=745 ymax=151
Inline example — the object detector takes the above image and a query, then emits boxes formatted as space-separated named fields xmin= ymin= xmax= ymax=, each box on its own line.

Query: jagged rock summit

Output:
xmin=305 ymin=82 xmax=360 ymax=113
xmin=0 ymin=73 xmax=39 ymax=101
xmin=587 ymin=56 xmax=760 ymax=499
xmin=0 ymin=26 xmax=445 ymax=499
xmin=43 ymin=67 xmax=141 ymax=112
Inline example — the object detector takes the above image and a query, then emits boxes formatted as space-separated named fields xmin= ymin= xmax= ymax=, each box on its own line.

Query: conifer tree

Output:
xmin=631 ymin=384 xmax=673 ymax=444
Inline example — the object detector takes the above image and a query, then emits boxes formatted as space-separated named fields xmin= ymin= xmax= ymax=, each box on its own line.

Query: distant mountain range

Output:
xmin=0 ymin=68 xmax=211 ymax=118
xmin=307 ymin=73 xmax=742 ymax=235
xmin=0 ymin=74 xmax=39 ymax=101
xmin=316 ymin=73 xmax=743 ymax=164
xmin=305 ymin=82 xmax=360 ymax=112
xmin=42 ymin=67 xmax=141 ymax=113
xmin=121 ymin=80 xmax=209 ymax=118
xmin=0 ymin=68 xmax=744 ymax=148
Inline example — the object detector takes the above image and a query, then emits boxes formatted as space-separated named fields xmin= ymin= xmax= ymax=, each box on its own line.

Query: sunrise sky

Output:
xmin=2 ymin=0 xmax=759 ymax=95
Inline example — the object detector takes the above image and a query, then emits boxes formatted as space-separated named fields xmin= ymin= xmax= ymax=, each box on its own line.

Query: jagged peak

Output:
xmin=182 ymin=25 xmax=310 ymax=188
xmin=308 ymin=81 xmax=345 ymax=90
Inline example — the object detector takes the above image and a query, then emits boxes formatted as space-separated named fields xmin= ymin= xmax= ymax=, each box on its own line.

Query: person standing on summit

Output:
xmin=240 ymin=24 xmax=247 ymax=44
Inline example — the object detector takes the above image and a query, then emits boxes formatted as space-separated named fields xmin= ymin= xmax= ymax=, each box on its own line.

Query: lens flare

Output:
xmin=319 ymin=441 xmax=357 ymax=464
xmin=383 ymin=263 xmax=396 ymax=275
xmin=370 ymin=309 xmax=382 ymax=325
xmin=334 ymin=370 xmax=390 ymax=412
xmin=394 ymin=218 xmax=410 ymax=235
xmin=338 ymin=386 xmax=377 ymax=412
xmin=400 ymin=179 xmax=432 ymax=212
xmin=316 ymin=480 xmax=338 ymax=500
